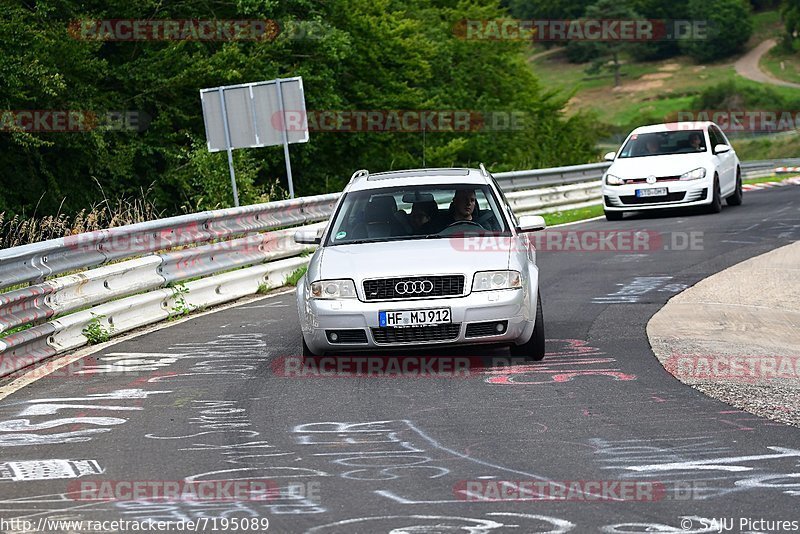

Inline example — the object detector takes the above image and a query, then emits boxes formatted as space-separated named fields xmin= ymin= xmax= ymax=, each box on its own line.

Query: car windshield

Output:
xmin=618 ymin=129 xmax=707 ymax=158
xmin=325 ymin=184 xmax=509 ymax=246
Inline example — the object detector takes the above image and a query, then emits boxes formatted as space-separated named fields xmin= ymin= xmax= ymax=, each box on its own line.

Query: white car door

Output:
xmin=710 ymin=126 xmax=735 ymax=195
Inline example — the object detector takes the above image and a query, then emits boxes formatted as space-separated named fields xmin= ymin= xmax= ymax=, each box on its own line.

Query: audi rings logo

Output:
xmin=395 ymin=280 xmax=434 ymax=295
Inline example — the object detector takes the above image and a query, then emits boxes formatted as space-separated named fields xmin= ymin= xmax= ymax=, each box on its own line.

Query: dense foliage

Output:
xmin=0 ymin=0 xmax=601 ymax=219
xmin=781 ymin=0 xmax=800 ymax=49
xmin=507 ymin=0 xmax=755 ymax=63
xmin=679 ymin=0 xmax=753 ymax=62
xmin=692 ymin=79 xmax=800 ymax=109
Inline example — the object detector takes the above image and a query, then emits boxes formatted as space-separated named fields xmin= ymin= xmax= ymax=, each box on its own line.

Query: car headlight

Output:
xmin=310 ymin=279 xmax=357 ymax=299
xmin=472 ymin=270 xmax=522 ymax=291
xmin=605 ymin=173 xmax=624 ymax=185
xmin=679 ymin=168 xmax=706 ymax=181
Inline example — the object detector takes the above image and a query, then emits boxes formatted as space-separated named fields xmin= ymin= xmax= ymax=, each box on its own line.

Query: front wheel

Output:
xmin=707 ymin=175 xmax=722 ymax=214
xmin=726 ymin=170 xmax=743 ymax=206
xmin=604 ymin=210 xmax=624 ymax=221
xmin=302 ymin=336 xmax=321 ymax=358
xmin=510 ymin=291 xmax=545 ymax=361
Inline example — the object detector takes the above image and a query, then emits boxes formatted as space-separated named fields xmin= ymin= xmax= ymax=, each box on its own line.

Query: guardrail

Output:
xmin=1 ymin=158 xmax=798 ymax=378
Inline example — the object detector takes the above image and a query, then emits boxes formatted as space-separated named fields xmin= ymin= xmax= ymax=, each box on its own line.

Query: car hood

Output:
xmin=316 ymin=237 xmax=511 ymax=281
xmin=609 ymin=153 xmax=710 ymax=178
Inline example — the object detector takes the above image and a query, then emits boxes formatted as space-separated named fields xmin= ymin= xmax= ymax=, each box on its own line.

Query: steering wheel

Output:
xmin=439 ymin=219 xmax=486 ymax=236
xmin=475 ymin=211 xmax=497 ymax=229
xmin=446 ymin=220 xmax=483 ymax=229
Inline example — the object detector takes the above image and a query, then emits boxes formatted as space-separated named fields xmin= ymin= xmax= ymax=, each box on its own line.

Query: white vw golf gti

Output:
xmin=602 ymin=121 xmax=742 ymax=220
xmin=294 ymin=166 xmax=548 ymax=360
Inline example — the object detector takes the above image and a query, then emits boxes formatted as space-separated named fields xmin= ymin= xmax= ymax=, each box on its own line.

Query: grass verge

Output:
xmin=542 ymin=204 xmax=604 ymax=226
xmin=743 ymin=175 xmax=798 ymax=185
xmin=286 ymin=266 xmax=308 ymax=286
xmin=732 ymin=132 xmax=800 ymax=160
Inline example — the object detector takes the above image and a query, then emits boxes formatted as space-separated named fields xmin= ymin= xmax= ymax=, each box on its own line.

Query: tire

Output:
xmin=302 ymin=336 xmax=319 ymax=358
xmin=726 ymin=169 xmax=743 ymax=206
xmin=707 ymin=175 xmax=722 ymax=214
xmin=604 ymin=210 xmax=624 ymax=221
xmin=510 ymin=291 xmax=545 ymax=361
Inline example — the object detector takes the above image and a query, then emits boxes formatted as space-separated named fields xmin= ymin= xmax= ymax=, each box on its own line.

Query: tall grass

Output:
xmin=1 ymin=190 xmax=163 ymax=249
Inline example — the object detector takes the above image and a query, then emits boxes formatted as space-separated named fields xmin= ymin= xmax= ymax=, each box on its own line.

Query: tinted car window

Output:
xmin=711 ymin=125 xmax=729 ymax=147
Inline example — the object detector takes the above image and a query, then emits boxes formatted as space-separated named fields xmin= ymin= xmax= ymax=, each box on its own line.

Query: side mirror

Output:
xmin=713 ymin=144 xmax=731 ymax=154
xmin=516 ymin=215 xmax=546 ymax=233
xmin=603 ymin=151 xmax=616 ymax=162
xmin=294 ymin=230 xmax=321 ymax=245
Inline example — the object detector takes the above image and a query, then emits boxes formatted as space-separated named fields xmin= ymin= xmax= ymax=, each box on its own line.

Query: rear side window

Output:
xmin=711 ymin=125 xmax=729 ymax=147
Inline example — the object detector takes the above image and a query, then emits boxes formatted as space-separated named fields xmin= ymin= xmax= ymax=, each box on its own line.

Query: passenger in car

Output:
xmin=409 ymin=200 xmax=438 ymax=233
xmin=642 ymin=137 xmax=661 ymax=155
xmin=357 ymin=195 xmax=406 ymax=238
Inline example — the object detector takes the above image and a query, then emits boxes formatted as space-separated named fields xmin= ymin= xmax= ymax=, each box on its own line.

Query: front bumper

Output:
xmin=602 ymin=179 xmax=711 ymax=211
xmin=299 ymin=287 xmax=535 ymax=354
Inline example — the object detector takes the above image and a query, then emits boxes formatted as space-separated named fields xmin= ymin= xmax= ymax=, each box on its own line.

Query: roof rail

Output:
xmin=479 ymin=163 xmax=489 ymax=177
xmin=350 ymin=169 xmax=369 ymax=182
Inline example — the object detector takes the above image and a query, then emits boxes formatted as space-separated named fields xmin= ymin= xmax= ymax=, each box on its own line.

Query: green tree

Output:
xmin=679 ymin=0 xmax=753 ymax=62
xmin=1 ymin=0 xmax=601 ymax=221
xmin=781 ymin=0 xmax=800 ymax=50
xmin=505 ymin=0 xmax=595 ymax=19
xmin=628 ymin=0 xmax=690 ymax=60
xmin=572 ymin=0 xmax=643 ymax=86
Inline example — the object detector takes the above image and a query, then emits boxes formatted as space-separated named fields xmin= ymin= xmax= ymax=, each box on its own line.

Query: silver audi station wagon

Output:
xmin=294 ymin=166 xmax=547 ymax=360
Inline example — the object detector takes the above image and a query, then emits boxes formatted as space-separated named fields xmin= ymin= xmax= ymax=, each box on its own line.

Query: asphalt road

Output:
xmin=1 ymin=185 xmax=799 ymax=533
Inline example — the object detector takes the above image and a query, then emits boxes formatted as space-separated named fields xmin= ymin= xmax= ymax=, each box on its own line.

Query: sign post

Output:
xmin=217 ymin=88 xmax=240 ymax=206
xmin=275 ymin=78 xmax=295 ymax=199
xmin=200 ymin=77 xmax=308 ymax=203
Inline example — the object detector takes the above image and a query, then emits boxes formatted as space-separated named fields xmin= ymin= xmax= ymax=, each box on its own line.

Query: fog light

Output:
xmin=496 ymin=323 xmax=505 ymax=333
xmin=329 ymin=332 xmax=339 ymax=342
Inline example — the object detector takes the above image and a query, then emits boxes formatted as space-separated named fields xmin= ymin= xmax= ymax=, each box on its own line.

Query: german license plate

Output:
xmin=379 ymin=308 xmax=451 ymax=327
xmin=636 ymin=187 xmax=667 ymax=197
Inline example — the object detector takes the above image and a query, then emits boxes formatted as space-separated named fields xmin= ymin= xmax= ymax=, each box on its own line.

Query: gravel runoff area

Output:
xmin=648 ymin=241 xmax=800 ymax=427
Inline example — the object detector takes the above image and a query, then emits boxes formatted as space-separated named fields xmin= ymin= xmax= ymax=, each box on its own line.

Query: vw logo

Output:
xmin=395 ymin=280 xmax=434 ymax=295
xmin=646 ymin=175 xmax=657 ymax=184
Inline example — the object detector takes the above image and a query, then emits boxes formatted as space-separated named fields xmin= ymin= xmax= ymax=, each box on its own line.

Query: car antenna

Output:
xmin=479 ymin=163 xmax=489 ymax=177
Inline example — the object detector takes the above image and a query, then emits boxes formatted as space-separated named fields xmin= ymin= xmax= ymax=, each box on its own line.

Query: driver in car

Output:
xmin=450 ymin=188 xmax=477 ymax=223
xmin=422 ymin=188 xmax=486 ymax=233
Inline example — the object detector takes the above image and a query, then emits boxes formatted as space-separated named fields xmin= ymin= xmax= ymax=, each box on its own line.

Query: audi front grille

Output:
xmin=363 ymin=275 xmax=465 ymax=301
